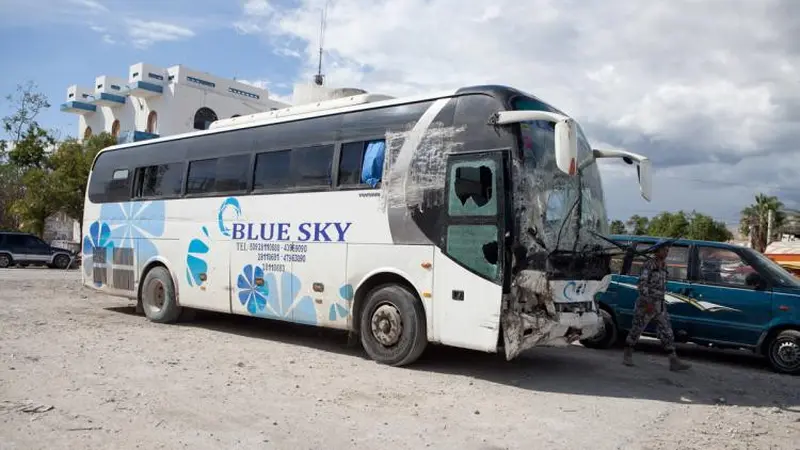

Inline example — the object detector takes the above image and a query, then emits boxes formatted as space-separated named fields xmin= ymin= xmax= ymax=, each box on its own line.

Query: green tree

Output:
xmin=8 ymin=125 xmax=54 ymax=170
xmin=1 ymin=81 xmax=51 ymax=156
xmin=642 ymin=210 xmax=732 ymax=242
xmin=49 ymin=133 xmax=116 ymax=234
xmin=609 ymin=220 xmax=627 ymax=234
xmin=740 ymin=193 xmax=785 ymax=252
xmin=0 ymin=81 xmax=53 ymax=231
xmin=647 ymin=211 xmax=689 ymax=237
xmin=11 ymin=168 xmax=57 ymax=237
xmin=0 ymin=164 xmax=24 ymax=230
xmin=626 ymin=215 xmax=649 ymax=235
xmin=686 ymin=211 xmax=732 ymax=242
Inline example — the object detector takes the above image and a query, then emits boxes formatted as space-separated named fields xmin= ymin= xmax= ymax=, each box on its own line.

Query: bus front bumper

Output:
xmin=500 ymin=271 xmax=609 ymax=360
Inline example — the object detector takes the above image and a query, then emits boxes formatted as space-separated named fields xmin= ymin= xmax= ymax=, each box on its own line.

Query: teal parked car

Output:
xmin=581 ymin=235 xmax=800 ymax=375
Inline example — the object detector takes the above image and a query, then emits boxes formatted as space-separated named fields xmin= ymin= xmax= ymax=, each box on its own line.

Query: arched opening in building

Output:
xmin=146 ymin=110 xmax=158 ymax=134
xmin=83 ymin=127 xmax=93 ymax=140
xmin=111 ymin=120 xmax=120 ymax=138
xmin=193 ymin=107 xmax=218 ymax=130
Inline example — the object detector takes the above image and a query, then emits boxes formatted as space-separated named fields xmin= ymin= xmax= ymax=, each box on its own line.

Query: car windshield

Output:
xmin=747 ymin=249 xmax=800 ymax=288
xmin=513 ymin=97 xmax=608 ymax=252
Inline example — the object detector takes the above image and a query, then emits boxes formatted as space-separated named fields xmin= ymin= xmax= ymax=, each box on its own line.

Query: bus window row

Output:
xmin=97 ymin=138 xmax=386 ymax=202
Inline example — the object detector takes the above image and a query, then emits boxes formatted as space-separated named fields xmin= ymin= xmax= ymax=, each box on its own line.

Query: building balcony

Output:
xmin=60 ymin=101 xmax=97 ymax=115
xmin=117 ymin=130 xmax=159 ymax=144
xmin=92 ymin=92 xmax=126 ymax=108
xmin=125 ymin=81 xmax=164 ymax=98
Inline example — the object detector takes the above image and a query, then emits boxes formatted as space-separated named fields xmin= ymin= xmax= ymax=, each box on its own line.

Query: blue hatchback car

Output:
xmin=582 ymin=235 xmax=800 ymax=374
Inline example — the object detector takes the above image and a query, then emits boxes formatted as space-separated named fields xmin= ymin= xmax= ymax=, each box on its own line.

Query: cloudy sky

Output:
xmin=1 ymin=0 xmax=798 ymax=225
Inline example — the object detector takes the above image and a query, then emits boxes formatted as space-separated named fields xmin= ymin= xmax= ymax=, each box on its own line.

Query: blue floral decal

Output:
xmin=99 ymin=201 xmax=166 ymax=265
xmin=82 ymin=220 xmax=112 ymax=283
xmin=329 ymin=283 xmax=354 ymax=321
xmin=240 ymin=270 xmax=318 ymax=325
xmin=186 ymin=226 xmax=210 ymax=287
xmin=218 ymin=197 xmax=242 ymax=237
xmin=237 ymin=264 xmax=269 ymax=314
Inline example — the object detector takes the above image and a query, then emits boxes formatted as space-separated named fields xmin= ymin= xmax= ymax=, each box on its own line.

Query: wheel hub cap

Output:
xmin=147 ymin=280 xmax=165 ymax=311
xmin=371 ymin=304 xmax=402 ymax=346
xmin=777 ymin=340 xmax=799 ymax=368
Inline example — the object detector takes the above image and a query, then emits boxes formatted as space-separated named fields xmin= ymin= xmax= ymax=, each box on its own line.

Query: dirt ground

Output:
xmin=1 ymin=269 xmax=799 ymax=450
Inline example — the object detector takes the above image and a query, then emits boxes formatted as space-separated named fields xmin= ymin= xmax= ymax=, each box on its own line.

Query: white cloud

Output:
xmin=126 ymin=19 xmax=196 ymax=49
xmin=102 ymin=34 xmax=115 ymax=45
xmin=68 ymin=0 xmax=107 ymax=13
xmin=239 ymin=78 xmax=293 ymax=105
xmin=236 ymin=0 xmax=800 ymax=221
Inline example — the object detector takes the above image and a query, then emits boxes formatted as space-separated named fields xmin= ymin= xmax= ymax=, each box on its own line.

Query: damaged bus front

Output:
xmin=491 ymin=96 xmax=652 ymax=360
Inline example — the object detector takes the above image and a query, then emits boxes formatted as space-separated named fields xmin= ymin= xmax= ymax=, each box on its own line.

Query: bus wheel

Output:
xmin=141 ymin=266 xmax=182 ymax=324
xmin=359 ymin=284 xmax=427 ymax=366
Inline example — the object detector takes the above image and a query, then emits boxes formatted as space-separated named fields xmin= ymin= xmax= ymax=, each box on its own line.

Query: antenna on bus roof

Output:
xmin=313 ymin=0 xmax=329 ymax=86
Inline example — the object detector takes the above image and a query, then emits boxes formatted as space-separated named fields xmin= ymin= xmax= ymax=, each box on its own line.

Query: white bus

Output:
xmin=82 ymin=85 xmax=652 ymax=366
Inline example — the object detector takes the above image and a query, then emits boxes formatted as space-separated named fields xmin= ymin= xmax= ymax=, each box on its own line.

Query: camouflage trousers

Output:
xmin=625 ymin=297 xmax=676 ymax=353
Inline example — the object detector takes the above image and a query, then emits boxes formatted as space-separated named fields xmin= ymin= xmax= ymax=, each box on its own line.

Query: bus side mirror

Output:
xmin=554 ymin=119 xmax=578 ymax=176
xmin=637 ymin=159 xmax=652 ymax=202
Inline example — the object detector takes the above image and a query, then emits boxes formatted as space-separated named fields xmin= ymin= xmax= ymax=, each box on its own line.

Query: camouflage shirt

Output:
xmin=638 ymin=258 xmax=667 ymax=303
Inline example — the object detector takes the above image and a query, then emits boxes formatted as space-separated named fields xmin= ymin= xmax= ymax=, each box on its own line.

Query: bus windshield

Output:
xmin=513 ymin=97 xmax=608 ymax=252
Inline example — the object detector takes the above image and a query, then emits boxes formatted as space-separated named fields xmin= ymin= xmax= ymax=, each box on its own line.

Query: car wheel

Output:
xmin=580 ymin=308 xmax=618 ymax=349
xmin=0 ymin=254 xmax=11 ymax=269
xmin=141 ymin=266 xmax=182 ymax=324
xmin=767 ymin=330 xmax=800 ymax=375
xmin=359 ymin=284 xmax=428 ymax=366
xmin=53 ymin=254 xmax=70 ymax=269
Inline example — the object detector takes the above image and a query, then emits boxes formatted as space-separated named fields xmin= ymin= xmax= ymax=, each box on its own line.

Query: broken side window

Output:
xmin=361 ymin=140 xmax=386 ymax=187
xmin=447 ymin=225 xmax=499 ymax=280
xmin=448 ymin=159 xmax=497 ymax=216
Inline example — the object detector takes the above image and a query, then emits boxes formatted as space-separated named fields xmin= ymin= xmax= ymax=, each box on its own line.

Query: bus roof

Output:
xmin=93 ymin=85 xmax=562 ymax=157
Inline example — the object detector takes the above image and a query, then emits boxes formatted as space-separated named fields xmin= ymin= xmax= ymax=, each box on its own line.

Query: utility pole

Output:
xmin=767 ymin=209 xmax=775 ymax=246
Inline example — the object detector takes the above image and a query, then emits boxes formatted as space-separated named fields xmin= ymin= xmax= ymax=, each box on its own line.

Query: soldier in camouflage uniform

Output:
xmin=623 ymin=241 xmax=691 ymax=371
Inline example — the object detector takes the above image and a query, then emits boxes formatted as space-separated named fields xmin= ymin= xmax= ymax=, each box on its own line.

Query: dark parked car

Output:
xmin=0 ymin=232 xmax=75 ymax=269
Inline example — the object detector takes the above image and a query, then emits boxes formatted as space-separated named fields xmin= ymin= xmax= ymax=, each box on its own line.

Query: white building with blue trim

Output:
xmin=61 ymin=62 xmax=290 ymax=143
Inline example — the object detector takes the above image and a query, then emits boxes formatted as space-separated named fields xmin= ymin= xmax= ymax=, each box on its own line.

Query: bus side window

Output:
xmin=133 ymin=163 xmax=184 ymax=198
xmin=448 ymin=160 xmax=497 ymax=216
xmin=254 ymin=150 xmax=291 ymax=191
xmin=106 ymin=168 xmax=131 ymax=202
xmin=187 ymin=154 xmax=249 ymax=195
xmin=361 ymin=140 xmax=385 ymax=187
xmin=338 ymin=139 xmax=385 ymax=188
xmin=291 ymin=144 xmax=334 ymax=188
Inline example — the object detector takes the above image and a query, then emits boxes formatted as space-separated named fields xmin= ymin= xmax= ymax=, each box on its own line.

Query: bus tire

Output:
xmin=140 ymin=266 xmax=182 ymax=324
xmin=359 ymin=284 xmax=427 ymax=367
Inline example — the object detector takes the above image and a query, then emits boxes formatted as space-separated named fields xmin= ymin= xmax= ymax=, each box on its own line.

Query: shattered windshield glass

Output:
xmin=513 ymin=98 xmax=608 ymax=253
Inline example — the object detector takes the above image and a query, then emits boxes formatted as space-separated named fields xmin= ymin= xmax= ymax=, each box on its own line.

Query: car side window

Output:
xmin=628 ymin=243 xmax=690 ymax=281
xmin=697 ymin=247 xmax=759 ymax=288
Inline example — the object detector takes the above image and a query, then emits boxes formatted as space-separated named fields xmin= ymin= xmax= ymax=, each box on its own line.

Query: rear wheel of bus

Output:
xmin=359 ymin=284 xmax=427 ymax=366
xmin=141 ymin=266 xmax=183 ymax=324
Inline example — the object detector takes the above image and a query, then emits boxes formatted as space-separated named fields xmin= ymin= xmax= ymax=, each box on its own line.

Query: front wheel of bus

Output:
xmin=359 ymin=284 xmax=428 ymax=367
xmin=141 ymin=266 xmax=182 ymax=324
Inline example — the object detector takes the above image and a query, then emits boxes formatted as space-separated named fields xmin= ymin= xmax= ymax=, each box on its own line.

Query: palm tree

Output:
xmin=740 ymin=193 xmax=785 ymax=252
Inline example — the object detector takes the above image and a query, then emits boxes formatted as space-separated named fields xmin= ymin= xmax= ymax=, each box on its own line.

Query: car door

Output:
xmin=685 ymin=245 xmax=772 ymax=346
xmin=17 ymin=235 xmax=51 ymax=264
xmin=614 ymin=241 xmax=697 ymax=338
